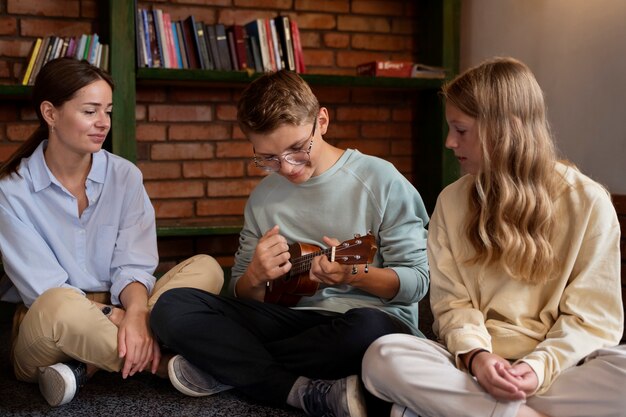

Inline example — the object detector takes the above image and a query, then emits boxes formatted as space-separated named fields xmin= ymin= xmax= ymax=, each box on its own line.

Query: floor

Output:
xmin=0 ymin=302 xmax=304 ymax=417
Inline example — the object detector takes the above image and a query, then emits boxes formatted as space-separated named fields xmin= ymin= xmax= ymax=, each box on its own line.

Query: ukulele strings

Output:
xmin=289 ymin=242 xmax=363 ymax=274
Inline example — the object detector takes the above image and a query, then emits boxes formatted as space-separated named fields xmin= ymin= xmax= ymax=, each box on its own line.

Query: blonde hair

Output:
xmin=443 ymin=57 xmax=559 ymax=284
xmin=237 ymin=70 xmax=319 ymax=135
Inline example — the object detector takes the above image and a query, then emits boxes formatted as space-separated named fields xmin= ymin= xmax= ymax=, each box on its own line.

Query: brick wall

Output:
xmin=0 ymin=0 xmax=418 ymax=270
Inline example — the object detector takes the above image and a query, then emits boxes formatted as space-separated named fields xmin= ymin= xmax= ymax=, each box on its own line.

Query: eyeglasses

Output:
xmin=253 ymin=122 xmax=316 ymax=172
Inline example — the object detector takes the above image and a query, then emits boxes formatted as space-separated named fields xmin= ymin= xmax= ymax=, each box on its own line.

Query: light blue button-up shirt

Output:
xmin=0 ymin=141 xmax=158 ymax=307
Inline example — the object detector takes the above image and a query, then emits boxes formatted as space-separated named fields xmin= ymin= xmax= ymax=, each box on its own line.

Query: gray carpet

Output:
xmin=0 ymin=301 xmax=305 ymax=416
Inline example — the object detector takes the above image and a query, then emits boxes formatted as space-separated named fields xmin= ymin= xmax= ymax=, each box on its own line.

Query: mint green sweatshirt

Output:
xmin=229 ymin=149 xmax=430 ymax=336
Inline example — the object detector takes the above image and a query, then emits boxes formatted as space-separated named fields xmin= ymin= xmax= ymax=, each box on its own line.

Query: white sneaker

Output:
xmin=38 ymin=361 xmax=87 ymax=406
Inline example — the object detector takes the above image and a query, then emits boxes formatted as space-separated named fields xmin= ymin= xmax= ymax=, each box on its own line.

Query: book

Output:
xmin=269 ymin=19 xmax=283 ymax=70
xmin=356 ymin=61 xmax=446 ymax=79
xmin=153 ymin=9 xmax=169 ymax=68
xmin=226 ymin=28 xmax=238 ymax=70
xmin=228 ymin=25 xmax=248 ymax=70
xmin=245 ymin=19 xmax=271 ymax=72
xmin=215 ymin=24 xmax=232 ymax=71
xmin=141 ymin=9 xmax=153 ymax=67
xmin=181 ymin=16 xmax=200 ymax=69
xmin=146 ymin=11 xmax=161 ymax=67
xmin=263 ymin=19 xmax=277 ymax=71
xmin=248 ymin=34 xmax=263 ymax=72
xmin=163 ymin=13 xmax=178 ymax=68
xmin=28 ymin=36 xmax=51 ymax=85
xmin=194 ymin=20 xmax=212 ymax=70
xmin=205 ymin=24 xmax=222 ymax=70
xmin=101 ymin=44 xmax=110 ymax=72
xmin=290 ymin=20 xmax=305 ymax=73
xmin=174 ymin=21 xmax=188 ymax=69
xmin=135 ymin=6 xmax=147 ymax=67
xmin=65 ymin=36 xmax=77 ymax=58
xmin=21 ymin=38 xmax=42 ymax=85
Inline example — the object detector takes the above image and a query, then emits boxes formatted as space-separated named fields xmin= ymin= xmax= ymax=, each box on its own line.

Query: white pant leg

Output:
xmin=362 ymin=334 xmax=522 ymax=417
xmin=527 ymin=344 xmax=626 ymax=417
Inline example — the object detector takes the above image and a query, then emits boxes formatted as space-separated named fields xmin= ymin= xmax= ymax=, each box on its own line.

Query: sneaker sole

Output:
xmin=38 ymin=364 xmax=77 ymax=407
xmin=167 ymin=355 xmax=231 ymax=397
xmin=345 ymin=375 xmax=367 ymax=417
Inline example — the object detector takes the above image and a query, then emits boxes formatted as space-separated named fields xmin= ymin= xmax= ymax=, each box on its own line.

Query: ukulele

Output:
xmin=264 ymin=233 xmax=377 ymax=307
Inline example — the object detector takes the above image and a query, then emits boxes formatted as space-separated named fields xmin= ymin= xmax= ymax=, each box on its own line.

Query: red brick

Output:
xmin=0 ymin=144 xmax=20 ymax=162
xmin=216 ymin=104 xmax=237 ymax=121
xmin=171 ymin=0 xmax=231 ymax=6
xmin=207 ymin=179 xmax=259 ymax=197
xmin=217 ymin=9 xmax=278 ymax=26
xmin=0 ymin=105 xmax=19 ymax=121
xmin=303 ymin=49 xmax=334 ymax=67
xmin=232 ymin=125 xmax=247 ymax=140
xmin=153 ymin=200 xmax=195 ymax=219
xmin=299 ymin=32 xmax=321 ymax=49
xmin=0 ymin=127 xmax=6 ymax=140
xmin=323 ymin=33 xmax=349 ymax=49
xmin=170 ymin=88 xmax=232 ymax=103
xmin=393 ymin=108 xmax=412 ymax=122
xmin=8 ymin=0 xmax=80 ymax=17
xmin=169 ymin=124 xmax=230 ymax=141
xmin=391 ymin=52 xmax=414 ymax=62
xmin=81 ymin=0 xmax=97 ymax=18
xmin=392 ymin=18 xmax=415 ymax=35
xmin=391 ymin=139 xmax=413 ymax=156
xmin=6 ymin=123 xmax=37 ymax=141
xmin=337 ymin=15 xmax=390 ymax=33
xmin=351 ymin=34 xmax=407 ymax=52
xmin=295 ymin=0 xmax=349 ymax=13
xmin=312 ymin=87 xmax=350 ymax=104
xmin=0 ymin=40 xmax=36 ymax=58
xmin=336 ymin=51 xmax=389 ymax=68
xmin=291 ymin=13 xmax=336 ymax=30
xmin=136 ymin=124 xmax=167 ymax=142
xmin=137 ymin=162 xmax=182 ymax=180
xmin=0 ymin=60 xmax=10 ymax=77
xmin=216 ymin=141 xmax=253 ymax=158
xmin=361 ymin=122 xmax=410 ymax=139
xmin=151 ymin=143 xmax=215 ymax=160
xmin=136 ymin=88 xmax=167 ymax=102
xmin=351 ymin=89 xmax=411 ymax=105
xmin=20 ymin=19 xmax=92 ymax=37
xmin=149 ymin=105 xmax=212 ymax=122
xmin=325 ymin=123 xmax=358 ymax=140
xmin=157 ymin=237 xmax=195 ymax=258
xmin=0 ymin=17 xmax=17 ymax=35
xmin=197 ymin=198 xmax=247 ymax=216
xmin=159 ymin=5 xmax=215 ymax=23
xmin=135 ymin=105 xmax=147 ymax=121
xmin=387 ymin=156 xmax=412 ymax=174
xmin=183 ymin=160 xmax=245 ymax=178
xmin=145 ymin=180 xmax=205 ymax=198
xmin=20 ymin=107 xmax=37 ymax=121
xmin=234 ymin=0 xmax=292 ymax=9
xmin=336 ymin=107 xmax=390 ymax=122
xmin=351 ymin=0 xmax=404 ymax=16
xmin=336 ymin=139 xmax=389 ymax=157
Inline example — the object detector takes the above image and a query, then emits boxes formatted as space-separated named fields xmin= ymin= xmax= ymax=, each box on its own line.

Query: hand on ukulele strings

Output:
xmin=247 ymin=225 xmax=292 ymax=288
xmin=309 ymin=236 xmax=363 ymax=286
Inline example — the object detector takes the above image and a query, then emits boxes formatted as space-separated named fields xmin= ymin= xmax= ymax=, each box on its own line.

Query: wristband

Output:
xmin=467 ymin=349 xmax=488 ymax=377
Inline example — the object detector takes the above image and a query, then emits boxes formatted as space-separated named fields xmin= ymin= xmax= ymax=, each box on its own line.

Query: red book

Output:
xmin=290 ymin=20 xmax=305 ymax=74
xmin=228 ymin=25 xmax=248 ymax=70
xmin=264 ymin=19 xmax=277 ymax=71
xmin=356 ymin=61 xmax=413 ymax=78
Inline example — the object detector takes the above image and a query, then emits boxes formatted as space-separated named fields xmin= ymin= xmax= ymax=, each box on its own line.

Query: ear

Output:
xmin=40 ymin=101 xmax=57 ymax=127
xmin=317 ymin=107 xmax=330 ymax=136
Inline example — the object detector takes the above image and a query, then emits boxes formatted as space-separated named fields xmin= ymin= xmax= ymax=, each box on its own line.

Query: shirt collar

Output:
xmin=28 ymin=140 xmax=107 ymax=192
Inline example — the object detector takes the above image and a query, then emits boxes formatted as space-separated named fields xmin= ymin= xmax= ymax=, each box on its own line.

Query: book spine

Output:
xmin=141 ymin=9 xmax=153 ymax=67
xmin=269 ymin=19 xmax=283 ymax=70
xmin=206 ymin=24 xmax=221 ymax=70
xmin=146 ymin=11 xmax=161 ymax=68
xmin=174 ymin=21 xmax=188 ymax=69
xmin=182 ymin=17 xmax=200 ymax=69
xmin=163 ymin=13 xmax=178 ymax=68
xmin=226 ymin=28 xmax=238 ymax=70
xmin=231 ymin=25 xmax=248 ymax=70
xmin=21 ymin=38 xmax=42 ymax=85
xmin=135 ymin=4 xmax=146 ymax=68
xmin=263 ymin=19 xmax=276 ymax=71
xmin=194 ymin=21 xmax=211 ymax=70
xmin=154 ymin=10 xmax=169 ymax=68
xmin=215 ymin=24 xmax=232 ymax=71
xmin=290 ymin=20 xmax=305 ymax=73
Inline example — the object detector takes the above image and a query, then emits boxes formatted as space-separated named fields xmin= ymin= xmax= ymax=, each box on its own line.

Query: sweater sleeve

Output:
xmin=520 ymin=190 xmax=623 ymax=394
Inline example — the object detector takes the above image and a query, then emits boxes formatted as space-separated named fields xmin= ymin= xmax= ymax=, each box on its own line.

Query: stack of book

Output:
xmin=135 ymin=7 xmax=305 ymax=74
xmin=21 ymin=34 xmax=109 ymax=86
xmin=356 ymin=61 xmax=446 ymax=79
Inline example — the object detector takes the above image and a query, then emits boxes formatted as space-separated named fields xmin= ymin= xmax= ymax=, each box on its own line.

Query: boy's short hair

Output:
xmin=237 ymin=70 xmax=320 ymax=134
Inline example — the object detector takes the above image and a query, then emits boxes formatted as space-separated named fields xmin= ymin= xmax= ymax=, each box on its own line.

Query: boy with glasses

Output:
xmin=150 ymin=70 xmax=430 ymax=417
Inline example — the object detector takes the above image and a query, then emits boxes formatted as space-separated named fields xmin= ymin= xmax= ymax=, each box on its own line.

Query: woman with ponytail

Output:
xmin=0 ymin=57 xmax=223 ymax=407
xmin=362 ymin=57 xmax=626 ymax=417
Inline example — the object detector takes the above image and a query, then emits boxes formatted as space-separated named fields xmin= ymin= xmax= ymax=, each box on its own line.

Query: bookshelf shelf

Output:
xmin=0 ymin=85 xmax=32 ymax=99
xmin=136 ymin=68 xmax=443 ymax=90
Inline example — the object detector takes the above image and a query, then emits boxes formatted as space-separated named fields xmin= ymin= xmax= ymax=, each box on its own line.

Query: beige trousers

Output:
xmin=363 ymin=334 xmax=626 ymax=417
xmin=12 ymin=254 xmax=224 ymax=382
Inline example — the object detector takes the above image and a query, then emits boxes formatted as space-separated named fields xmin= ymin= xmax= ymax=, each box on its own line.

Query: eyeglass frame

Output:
xmin=252 ymin=121 xmax=317 ymax=172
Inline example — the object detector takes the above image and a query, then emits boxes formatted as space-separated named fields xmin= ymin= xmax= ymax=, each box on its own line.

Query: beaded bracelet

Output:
xmin=467 ymin=349 xmax=488 ymax=377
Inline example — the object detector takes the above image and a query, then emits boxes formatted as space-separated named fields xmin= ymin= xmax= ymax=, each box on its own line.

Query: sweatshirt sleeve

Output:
xmin=520 ymin=189 xmax=623 ymax=394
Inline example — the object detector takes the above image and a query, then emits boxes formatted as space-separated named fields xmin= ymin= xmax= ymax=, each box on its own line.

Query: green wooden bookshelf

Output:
xmin=0 ymin=85 xmax=32 ymax=100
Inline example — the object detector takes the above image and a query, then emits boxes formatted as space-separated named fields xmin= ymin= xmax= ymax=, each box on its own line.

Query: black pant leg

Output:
xmin=150 ymin=287 xmax=331 ymax=405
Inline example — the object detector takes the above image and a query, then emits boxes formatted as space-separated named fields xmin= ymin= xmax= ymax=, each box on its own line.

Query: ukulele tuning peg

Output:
xmin=351 ymin=265 xmax=358 ymax=275
xmin=364 ymin=264 xmax=369 ymax=273
xmin=354 ymin=233 xmax=361 ymax=238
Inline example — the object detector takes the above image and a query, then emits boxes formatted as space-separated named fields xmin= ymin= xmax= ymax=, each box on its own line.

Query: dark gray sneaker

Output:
xmin=167 ymin=354 xmax=233 ymax=397
xmin=299 ymin=375 xmax=367 ymax=417
xmin=38 ymin=361 xmax=87 ymax=407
